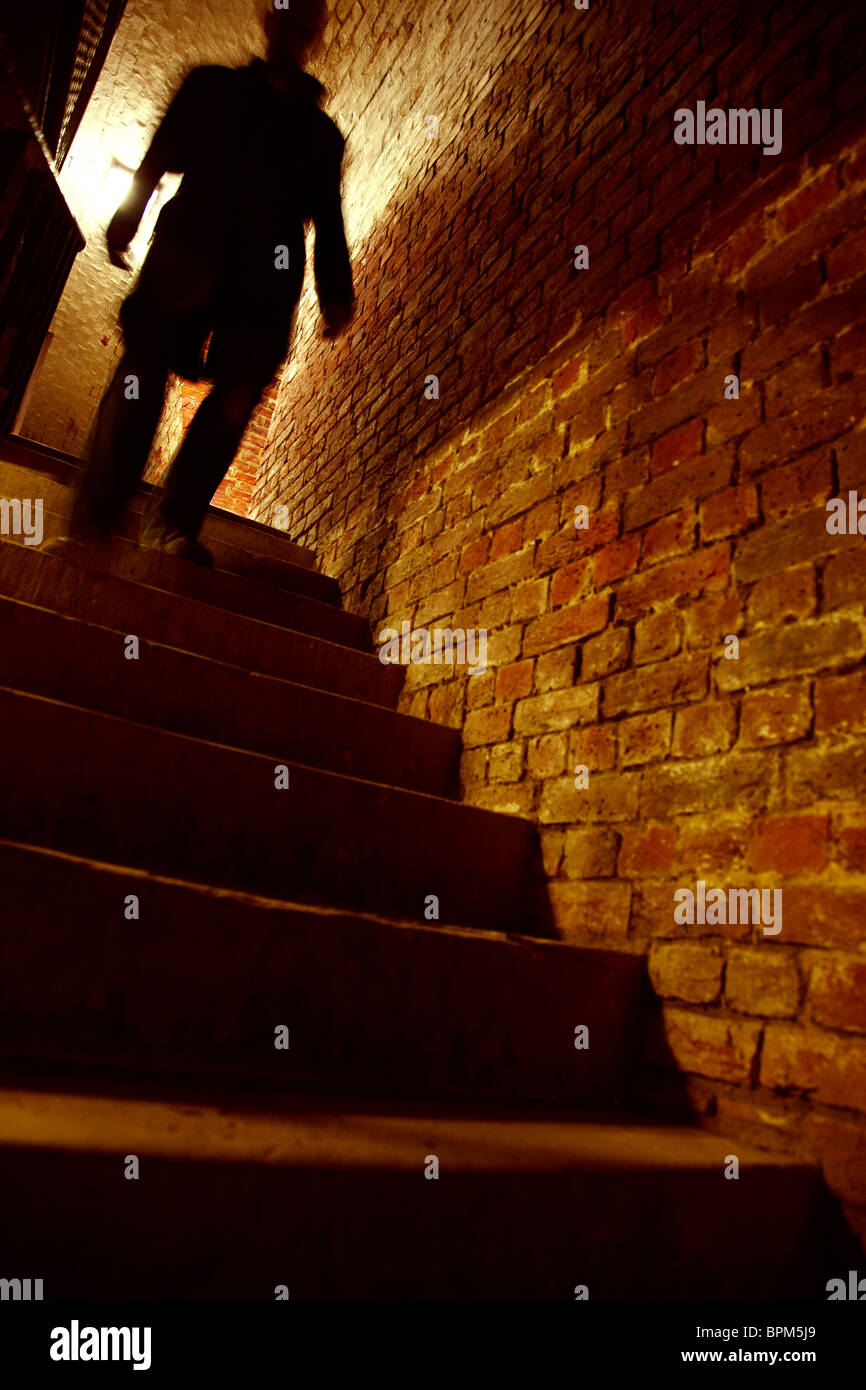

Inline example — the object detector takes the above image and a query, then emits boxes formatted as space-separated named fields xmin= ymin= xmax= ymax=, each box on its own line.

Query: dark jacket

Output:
xmin=120 ymin=59 xmax=353 ymax=382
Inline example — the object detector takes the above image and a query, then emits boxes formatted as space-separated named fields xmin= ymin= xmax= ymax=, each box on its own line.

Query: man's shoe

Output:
xmin=147 ymin=533 xmax=214 ymax=568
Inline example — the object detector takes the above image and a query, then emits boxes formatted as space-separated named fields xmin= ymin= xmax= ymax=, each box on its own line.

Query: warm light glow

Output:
xmin=59 ymin=139 xmax=181 ymax=271
xmin=102 ymin=157 xmax=135 ymax=218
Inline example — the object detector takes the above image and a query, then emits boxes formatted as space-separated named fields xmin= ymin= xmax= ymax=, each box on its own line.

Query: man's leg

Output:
xmin=144 ymin=372 xmax=269 ymax=546
xmin=69 ymin=351 xmax=169 ymax=538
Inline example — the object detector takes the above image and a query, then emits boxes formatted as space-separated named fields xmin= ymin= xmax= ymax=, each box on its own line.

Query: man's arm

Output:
xmin=311 ymin=124 xmax=354 ymax=338
xmin=106 ymin=68 xmax=206 ymax=269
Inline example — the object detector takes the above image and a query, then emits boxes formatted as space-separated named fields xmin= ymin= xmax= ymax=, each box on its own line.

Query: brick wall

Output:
xmin=252 ymin=0 xmax=866 ymax=1236
xmin=145 ymin=375 xmax=278 ymax=517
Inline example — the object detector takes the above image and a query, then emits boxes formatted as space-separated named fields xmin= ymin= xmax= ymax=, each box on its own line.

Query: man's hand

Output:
xmin=321 ymin=299 xmax=353 ymax=340
xmin=106 ymin=206 xmax=140 ymax=271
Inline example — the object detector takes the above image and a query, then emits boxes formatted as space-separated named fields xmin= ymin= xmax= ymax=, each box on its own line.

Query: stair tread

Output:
xmin=0 ymin=538 xmax=367 ymax=648
xmin=0 ymin=837 xmax=631 ymax=1101
xmin=1 ymin=682 xmax=490 ymax=808
xmin=0 ymin=593 xmax=458 ymax=794
xmin=0 ymin=686 xmax=540 ymax=931
xmin=0 ymin=1082 xmax=813 ymax=1175
xmin=0 ymin=835 xmax=545 ymax=938
xmin=43 ymin=542 xmax=368 ymax=646
xmin=0 ymin=549 xmax=403 ymax=706
xmin=37 ymin=522 xmax=342 ymax=605
xmin=0 ymin=504 xmax=338 ymax=601
xmin=2 ymin=439 xmax=317 ymax=569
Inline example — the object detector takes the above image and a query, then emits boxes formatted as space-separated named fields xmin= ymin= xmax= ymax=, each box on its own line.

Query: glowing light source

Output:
xmin=101 ymin=156 xmax=135 ymax=219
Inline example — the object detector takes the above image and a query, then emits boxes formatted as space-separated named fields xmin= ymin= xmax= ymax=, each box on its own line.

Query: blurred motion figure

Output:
xmin=49 ymin=0 xmax=353 ymax=566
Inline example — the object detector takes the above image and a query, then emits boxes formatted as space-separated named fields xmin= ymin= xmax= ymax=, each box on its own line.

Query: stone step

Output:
xmin=0 ymin=840 xmax=639 ymax=1102
xmin=2 ymin=439 xmax=318 ymax=570
xmin=0 ymin=1078 xmax=854 ymax=1299
xmin=0 ymin=461 xmax=335 ymax=598
xmin=0 ymin=688 xmax=544 ymax=932
xmin=0 ymin=595 xmax=457 ymax=794
xmin=0 ymin=544 xmax=402 ymax=706
xmin=33 ymin=533 xmax=367 ymax=649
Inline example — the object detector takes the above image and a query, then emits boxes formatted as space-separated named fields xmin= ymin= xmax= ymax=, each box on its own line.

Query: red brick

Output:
xmin=761 ymin=1023 xmax=866 ymax=1113
xmin=652 ymin=342 xmax=704 ymax=397
xmin=623 ymin=301 xmax=666 ymax=347
xmin=740 ymin=383 xmax=866 ymax=474
xmin=489 ymin=518 xmax=524 ymax=561
xmin=633 ymin=609 xmax=681 ymax=665
xmin=760 ymin=452 xmax=833 ymax=517
xmin=548 ymin=879 xmax=632 ymax=940
xmin=624 ymin=448 xmax=733 ymax=531
xmin=724 ymin=613 xmax=865 ymax=692
xmin=539 ymin=769 xmax=640 ymax=825
xmin=458 ymin=535 xmax=490 ymax=574
xmin=592 ymin=535 xmax=640 ymax=587
xmin=838 ymin=822 xmax=866 ymax=871
xmin=781 ymin=885 xmax=866 ymax=951
xmin=608 ymin=276 xmax=657 ymax=323
xmin=618 ymin=824 xmax=677 ymax=875
xmin=562 ymin=826 xmax=619 ymax=878
xmin=619 ymin=710 xmax=671 ymax=767
xmin=707 ymin=304 xmax=758 ymax=362
xmin=465 ymin=671 xmax=495 ymax=710
xmin=640 ymin=751 xmax=770 ymax=819
xmin=511 ymin=577 xmax=549 ymax=621
xmin=648 ymin=943 xmax=724 ymax=1005
xmin=815 ymin=669 xmax=866 ymax=735
xmin=700 ymin=485 xmax=759 ymax=540
xmin=718 ymin=215 xmax=768 ymax=275
xmin=427 ymin=681 xmax=465 ymax=729
xmin=552 ymin=355 xmax=584 ymax=396
xmin=642 ymin=508 xmax=695 ymax=565
xmin=672 ymin=702 xmax=736 ymax=758
xmin=739 ymin=686 xmax=811 ymax=747
xmin=514 ymin=684 xmax=599 ymax=737
xmin=572 ymin=505 xmax=620 ymax=556
xmin=749 ymin=815 xmax=830 ymax=873
xmin=526 ymin=732 xmax=567 ymax=779
xmin=775 ymin=168 xmax=840 ymax=235
xmin=604 ymin=652 xmax=707 ymax=717
xmin=649 ymin=1008 xmax=763 ymax=1085
xmin=763 ymin=352 xmax=825 ymax=421
xmin=616 ymin=546 xmax=729 ymax=621
xmin=463 ymin=704 xmax=512 ymax=748
xmin=676 ymin=819 xmax=748 ymax=875
xmin=650 ymin=417 xmax=704 ymax=478
xmin=824 ymin=548 xmax=866 ymax=607
xmin=465 ymin=547 xmax=535 ymax=602
xmin=747 ymin=566 xmax=816 ymax=626
xmin=570 ymin=725 xmax=617 ymax=772
xmin=833 ymin=324 xmax=866 ymax=378
xmin=534 ymin=645 xmax=577 ymax=692
xmin=580 ymin=627 xmax=630 ymax=680
xmin=826 ymin=226 xmax=866 ymax=285
xmin=494 ymin=659 xmax=534 ymax=703
xmin=808 ymin=956 xmax=866 ymax=1034
xmin=550 ymin=558 xmax=593 ymax=607
xmin=523 ymin=595 xmax=610 ymax=656
xmin=523 ymin=498 xmax=559 ymax=540
xmin=725 ymin=948 xmax=800 ymax=1019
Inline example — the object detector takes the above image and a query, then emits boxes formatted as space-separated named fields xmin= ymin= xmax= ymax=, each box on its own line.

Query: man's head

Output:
xmin=260 ymin=0 xmax=327 ymax=70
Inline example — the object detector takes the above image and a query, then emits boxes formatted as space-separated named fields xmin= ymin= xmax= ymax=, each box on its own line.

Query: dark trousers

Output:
xmin=71 ymin=350 xmax=271 ymax=543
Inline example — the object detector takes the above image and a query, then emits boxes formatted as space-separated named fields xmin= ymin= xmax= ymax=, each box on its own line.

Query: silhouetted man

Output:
xmin=49 ymin=0 xmax=352 ymax=566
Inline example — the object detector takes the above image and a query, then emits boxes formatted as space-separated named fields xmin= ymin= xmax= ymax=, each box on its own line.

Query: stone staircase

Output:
xmin=0 ymin=440 xmax=856 ymax=1299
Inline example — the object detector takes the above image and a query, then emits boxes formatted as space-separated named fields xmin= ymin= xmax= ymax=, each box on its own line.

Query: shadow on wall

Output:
xmin=254 ymin=0 xmax=866 ymax=618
